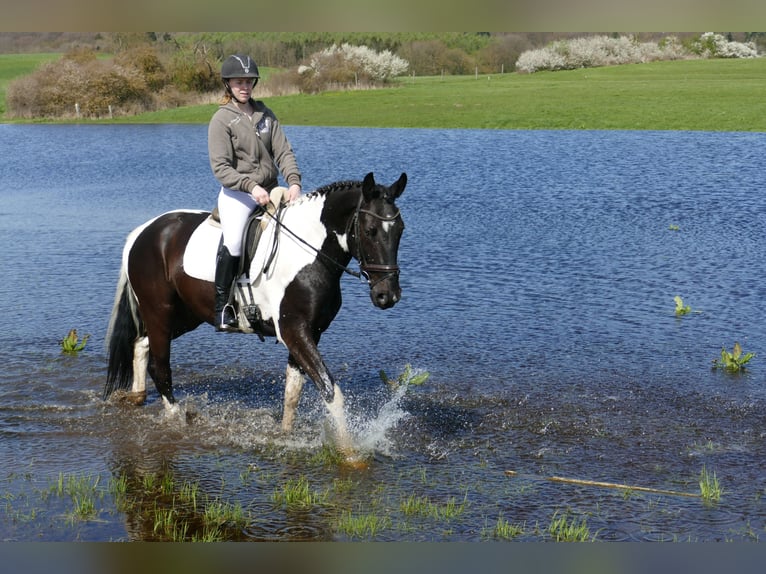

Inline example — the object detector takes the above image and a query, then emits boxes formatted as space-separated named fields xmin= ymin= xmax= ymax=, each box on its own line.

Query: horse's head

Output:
xmin=355 ymin=172 xmax=407 ymax=309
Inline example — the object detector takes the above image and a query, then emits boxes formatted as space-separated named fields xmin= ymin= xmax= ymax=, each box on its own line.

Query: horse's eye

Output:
xmin=366 ymin=227 xmax=377 ymax=238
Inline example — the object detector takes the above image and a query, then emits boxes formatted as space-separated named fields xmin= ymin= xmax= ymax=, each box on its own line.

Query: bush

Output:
xmin=516 ymin=35 xmax=690 ymax=74
xmin=692 ymin=32 xmax=758 ymax=58
xmin=167 ymin=49 xmax=219 ymax=93
xmin=6 ymin=46 xmax=223 ymax=119
xmin=297 ymin=43 xmax=409 ymax=93
xmin=115 ymin=46 xmax=168 ymax=91
xmin=516 ymin=33 xmax=760 ymax=74
xmin=7 ymin=56 xmax=152 ymax=118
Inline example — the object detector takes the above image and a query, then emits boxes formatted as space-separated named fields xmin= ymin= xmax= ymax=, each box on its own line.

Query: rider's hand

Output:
xmin=250 ymin=184 xmax=270 ymax=206
xmin=286 ymin=184 xmax=302 ymax=202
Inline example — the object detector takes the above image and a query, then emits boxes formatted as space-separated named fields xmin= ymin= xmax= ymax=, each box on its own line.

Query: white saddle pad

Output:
xmin=182 ymin=216 xmax=222 ymax=282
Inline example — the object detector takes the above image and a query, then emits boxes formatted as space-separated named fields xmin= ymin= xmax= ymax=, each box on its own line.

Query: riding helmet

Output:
xmin=221 ymin=54 xmax=260 ymax=80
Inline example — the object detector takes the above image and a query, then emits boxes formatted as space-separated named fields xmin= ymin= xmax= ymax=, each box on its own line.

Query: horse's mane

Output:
xmin=285 ymin=179 xmax=361 ymax=210
xmin=311 ymin=179 xmax=360 ymax=197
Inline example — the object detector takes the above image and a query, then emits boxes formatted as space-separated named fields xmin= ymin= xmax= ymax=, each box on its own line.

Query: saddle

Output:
xmin=210 ymin=186 xmax=286 ymax=277
xmin=220 ymin=187 xmax=287 ymax=338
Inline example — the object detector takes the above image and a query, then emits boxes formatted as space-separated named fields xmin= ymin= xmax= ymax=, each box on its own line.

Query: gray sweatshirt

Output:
xmin=208 ymin=99 xmax=301 ymax=193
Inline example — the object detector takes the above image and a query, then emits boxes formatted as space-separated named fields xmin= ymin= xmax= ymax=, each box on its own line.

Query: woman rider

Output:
xmin=208 ymin=54 xmax=302 ymax=331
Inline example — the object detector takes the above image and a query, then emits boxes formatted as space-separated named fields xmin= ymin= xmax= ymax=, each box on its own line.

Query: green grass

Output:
xmin=3 ymin=55 xmax=766 ymax=131
xmin=488 ymin=515 xmax=525 ymax=540
xmin=547 ymin=510 xmax=593 ymax=542
xmin=335 ymin=509 xmax=391 ymax=539
xmin=271 ymin=475 xmax=327 ymax=508
xmin=699 ymin=465 xmax=723 ymax=504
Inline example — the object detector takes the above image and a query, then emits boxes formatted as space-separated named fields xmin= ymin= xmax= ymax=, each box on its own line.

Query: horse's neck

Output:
xmin=320 ymin=187 xmax=360 ymax=235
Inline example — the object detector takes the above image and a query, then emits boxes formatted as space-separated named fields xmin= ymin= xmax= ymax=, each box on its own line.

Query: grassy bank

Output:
xmin=3 ymin=54 xmax=766 ymax=131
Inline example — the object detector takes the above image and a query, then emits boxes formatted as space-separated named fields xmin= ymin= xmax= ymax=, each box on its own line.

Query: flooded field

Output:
xmin=1 ymin=125 xmax=764 ymax=541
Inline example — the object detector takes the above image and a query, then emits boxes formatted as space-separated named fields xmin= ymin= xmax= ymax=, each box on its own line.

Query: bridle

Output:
xmin=348 ymin=193 xmax=402 ymax=288
xmin=263 ymin=191 xmax=401 ymax=288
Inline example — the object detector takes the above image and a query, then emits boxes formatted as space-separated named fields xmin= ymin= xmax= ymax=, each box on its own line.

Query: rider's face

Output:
xmin=229 ymin=77 xmax=255 ymax=103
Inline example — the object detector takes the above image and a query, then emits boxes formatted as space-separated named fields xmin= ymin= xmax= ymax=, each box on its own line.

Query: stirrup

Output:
xmin=215 ymin=304 xmax=239 ymax=332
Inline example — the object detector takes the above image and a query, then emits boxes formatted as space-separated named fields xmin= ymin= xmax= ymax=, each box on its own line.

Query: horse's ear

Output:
xmin=390 ymin=172 xmax=407 ymax=199
xmin=362 ymin=172 xmax=378 ymax=201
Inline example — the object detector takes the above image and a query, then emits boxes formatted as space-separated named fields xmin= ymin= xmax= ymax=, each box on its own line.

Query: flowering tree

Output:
xmin=516 ymin=33 xmax=758 ymax=74
xmin=693 ymin=32 xmax=758 ymax=58
xmin=301 ymin=43 xmax=409 ymax=83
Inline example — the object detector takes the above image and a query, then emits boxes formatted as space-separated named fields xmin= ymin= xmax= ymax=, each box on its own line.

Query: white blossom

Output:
xmin=306 ymin=43 xmax=409 ymax=81
xmin=516 ymin=33 xmax=757 ymax=74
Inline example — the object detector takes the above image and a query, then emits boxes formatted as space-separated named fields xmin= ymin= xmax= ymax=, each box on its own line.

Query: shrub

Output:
xmin=692 ymin=32 xmax=758 ymax=59
xmin=7 ymin=53 xmax=152 ymax=118
xmin=167 ymin=49 xmax=219 ymax=93
xmin=513 ymin=32 xmax=761 ymax=74
xmin=298 ymin=43 xmax=409 ymax=92
xmin=516 ymin=35 xmax=690 ymax=74
xmin=115 ymin=46 xmax=168 ymax=91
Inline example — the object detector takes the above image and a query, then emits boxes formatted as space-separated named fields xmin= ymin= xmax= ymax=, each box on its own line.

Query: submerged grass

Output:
xmin=0 ymin=449 xmax=748 ymax=541
xmin=699 ymin=465 xmax=723 ymax=504
xmin=547 ymin=510 xmax=593 ymax=542
xmin=486 ymin=515 xmax=525 ymax=540
xmin=271 ymin=475 xmax=327 ymax=508
xmin=335 ymin=509 xmax=391 ymax=539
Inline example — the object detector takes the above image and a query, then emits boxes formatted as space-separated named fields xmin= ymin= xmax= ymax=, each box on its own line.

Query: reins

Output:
xmin=260 ymin=191 xmax=401 ymax=286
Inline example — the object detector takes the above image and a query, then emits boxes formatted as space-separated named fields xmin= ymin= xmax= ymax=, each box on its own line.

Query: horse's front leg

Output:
xmin=280 ymin=324 xmax=352 ymax=455
xmin=282 ymin=360 xmax=305 ymax=433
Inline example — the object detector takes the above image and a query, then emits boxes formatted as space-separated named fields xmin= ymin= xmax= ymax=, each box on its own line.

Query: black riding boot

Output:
xmin=214 ymin=244 xmax=240 ymax=332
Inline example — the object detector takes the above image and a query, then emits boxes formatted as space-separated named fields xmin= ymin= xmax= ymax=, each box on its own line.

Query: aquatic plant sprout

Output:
xmin=712 ymin=342 xmax=755 ymax=372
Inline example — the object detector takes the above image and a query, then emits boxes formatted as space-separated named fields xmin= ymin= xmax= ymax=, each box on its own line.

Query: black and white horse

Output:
xmin=104 ymin=172 xmax=407 ymax=453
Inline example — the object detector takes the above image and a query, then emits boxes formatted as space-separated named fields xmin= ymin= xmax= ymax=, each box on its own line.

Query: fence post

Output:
xmin=75 ymin=103 xmax=80 ymax=118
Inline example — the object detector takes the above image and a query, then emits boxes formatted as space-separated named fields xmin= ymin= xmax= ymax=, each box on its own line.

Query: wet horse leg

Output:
xmin=280 ymin=325 xmax=353 ymax=455
xmin=145 ymin=329 xmax=177 ymax=409
xmin=282 ymin=361 xmax=305 ymax=433
xmin=128 ymin=336 xmax=150 ymax=404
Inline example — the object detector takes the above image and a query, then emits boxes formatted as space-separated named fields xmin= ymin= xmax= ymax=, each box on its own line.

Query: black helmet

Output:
xmin=221 ymin=54 xmax=260 ymax=80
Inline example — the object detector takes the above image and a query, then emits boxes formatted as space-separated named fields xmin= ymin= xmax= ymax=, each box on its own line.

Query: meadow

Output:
xmin=1 ymin=53 xmax=765 ymax=131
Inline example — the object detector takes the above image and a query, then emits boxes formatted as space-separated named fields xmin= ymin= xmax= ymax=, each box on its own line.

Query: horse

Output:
xmin=104 ymin=172 xmax=406 ymax=454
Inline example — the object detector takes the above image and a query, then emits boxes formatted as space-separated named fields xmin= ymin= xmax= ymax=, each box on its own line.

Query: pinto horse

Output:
xmin=104 ymin=172 xmax=406 ymax=450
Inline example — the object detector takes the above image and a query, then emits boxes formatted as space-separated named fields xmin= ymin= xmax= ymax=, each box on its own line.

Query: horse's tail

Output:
xmin=104 ymin=266 xmax=143 ymax=399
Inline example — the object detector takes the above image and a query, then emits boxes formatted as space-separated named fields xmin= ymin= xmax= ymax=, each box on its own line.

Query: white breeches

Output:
xmin=217 ymin=186 xmax=258 ymax=256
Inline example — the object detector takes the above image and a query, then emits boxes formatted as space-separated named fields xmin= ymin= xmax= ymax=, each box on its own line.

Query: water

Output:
xmin=0 ymin=124 xmax=764 ymax=541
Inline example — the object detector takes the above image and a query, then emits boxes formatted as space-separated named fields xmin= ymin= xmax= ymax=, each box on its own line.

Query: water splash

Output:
xmin=117 ymin=382 xmax=412 ymax=460
xmin=345 ymin=384 xmax=411 ymax=457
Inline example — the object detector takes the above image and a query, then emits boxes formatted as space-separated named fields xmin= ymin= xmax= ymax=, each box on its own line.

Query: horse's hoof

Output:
xmin=185 ymin=409 xmax=200 ymax=424
xmin=115 ymin=391 xmax=147 ymax=406
xmin=341 ymin=453 xmax=370 ymax=471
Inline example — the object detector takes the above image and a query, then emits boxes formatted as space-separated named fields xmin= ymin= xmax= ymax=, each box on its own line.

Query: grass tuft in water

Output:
xmin=335 ymin=509 xmax=391 ymax=539
xmin=547 ymin=511 xmax=592 ymax=542
xmin=272 ymin=476 xmax=326 ymax=508
xmin=399 ymin=493 xmax=467 ymax=521
xmin=48 ymin=472 xmax=102 ymax=523
xmin=699 ymin=465 xmax=723 ymax=504
xmin=488 ymin=515 xmax=525 ymax=540
xmin=204 ymin=499 xmax=246 ymax=529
